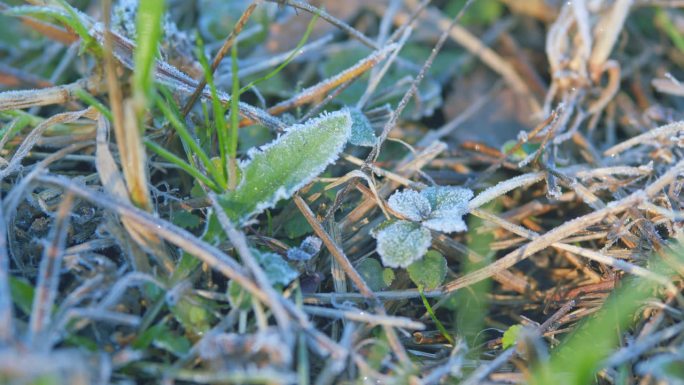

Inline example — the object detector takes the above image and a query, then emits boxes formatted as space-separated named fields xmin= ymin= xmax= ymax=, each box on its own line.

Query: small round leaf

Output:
xmin=375 ymin=220 xmax=432 ymax=268
xmin=407 ymin=250 xmax=447 ymax=290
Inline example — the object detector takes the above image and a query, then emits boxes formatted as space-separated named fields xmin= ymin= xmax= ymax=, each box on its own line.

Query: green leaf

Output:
xmin=502 ymin=324 xmax=523 ymax=350
xmin=9 ymin=276 xmax=35 ymax=316
xmin=283 ymin=211 xmax=314 ymax=239
xmin=388 ymin=189 xmax=431 ymax=221
xmin=219 ymin=110 xmax=352 ymax=224
xmin=133 ymin=0 xmax=165 ymax=104
xmin=447 ymin=0 xmax=503 ymax=25
xmin=133 ymin=323 xmax=190 ymax=356
xmin=349 ymin=108 xmax=377 ymax=147
xmin=154 ymin=326 xmax=191 ymax=356
xmin=356 ymin=258 xmax=389 ymax=291
xmin=252 ymin=249 xmax=299 ymax=287
xmin=421 ymin=186 xmax=473 ymax=233
xmin=170 ymin=296 xmax=214 ymax=334
xmin=407 ymin=250 xmax=447 ymax=290
xmin=171 ymin=210 xmax=201 ymax=229
xmin=228 ymin=280 xmax=252 ymax=311
xmin=382 ymin=268 xmax=396 ymax=287
xmin=374 ymin=220 xmax=432 ymax=268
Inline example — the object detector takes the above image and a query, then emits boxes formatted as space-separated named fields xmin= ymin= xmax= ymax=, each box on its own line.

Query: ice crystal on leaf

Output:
xmin=377 ymin=185 xmax=473 ymax=268
xmin=387 ymin=186 xmax=473 ymax=233
xmin=388 ymin=189 xmax=431 ymax=221
xmin=421 ymin=186 xmax=473 ymax=233
xmin=252 ymin=249 xmax=298 ymax=287
xmin=219 ymin=110 xmax=352 ymax=224
xmin=373 ymin=220 xmax=432 ymax=268
xmin=348 ymin=107 xmax=377 ymax=147
xmin=286 ymin=236 xmax=323 ymax=261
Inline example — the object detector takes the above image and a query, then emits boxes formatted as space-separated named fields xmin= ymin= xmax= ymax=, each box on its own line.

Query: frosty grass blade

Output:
xmin=219 ymin=110 xmax=352 ymax=224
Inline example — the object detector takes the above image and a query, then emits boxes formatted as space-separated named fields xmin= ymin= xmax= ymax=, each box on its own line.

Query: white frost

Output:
xmin=287 ymin=236 xmax=322 ymax=261
xmin=252 ymin=249 xmax=299 ymax=286
xmin=375 ymin=220 xmax=432 ymax=268
xmin=388 ymin=189 xmax=431 ymax=222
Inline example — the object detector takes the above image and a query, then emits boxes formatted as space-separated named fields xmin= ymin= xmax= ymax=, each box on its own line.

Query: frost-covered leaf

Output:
xmin=219 ymin=110 xmax=352 ymax=224
xmin=502 ymin=324 xmax=523 ymax=350
xmin=356 ymin=258 xmax=389 ymax=291
xmin=388 ymin=189 xmax=432 ymax=222
xmin=422 ymin=214 xmax=468 ymax=234
xmin=349 ymin=107 xmax=377 ymax=147
xmin=421 ymin=186 xmax=473 ymax=233
xmin=252 ymin=249 xmax=299 ymax=287
xmin=374 ymin=220 xmax=432 ymax=268
xmin=286 ymin=236 xmax=322 ymax=261
xmin=407 ymin=250 xmax=447 ymax=290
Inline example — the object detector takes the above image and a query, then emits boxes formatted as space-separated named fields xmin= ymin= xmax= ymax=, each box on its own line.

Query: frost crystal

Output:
xmin=220 ymin=109 xmax=352 ymax=224
xmin=348 ymin=108 xmax=377 ymax=147
xmin=374 ymin=220 xmax=432 ymax=268
xmin=421 ymin=186 xmax=473 ymax=233
xmin=378 ymin=186 xmax=472 ymax=268
xmin=386 ymin=185 xmax=473 ymax=233
xmin=252 ymin=249 xmax=299 ymax=287
xmin=388 ymin=189 xmax=431 ymax=222
xmin=286 ymin=236 xmax=322 ymax=261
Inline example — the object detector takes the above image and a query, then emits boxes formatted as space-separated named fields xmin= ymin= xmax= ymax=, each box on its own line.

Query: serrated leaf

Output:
xmin=219 ymin=110 xmax=352 ymax=224
xmin=388 ymin=189 xmax=432 ymax=222
xmin=502 ymin=324 xmax=523 ymax=350
xmin=374 ymin=220 xmax=432 ymax=268
xmin=356 ymin=258 xmax=388 ymax=291
xmin=252 ymin=249 xmax=299 ymax=287
xmin=349 ymin=108 xmax=377 ymax=147
xmin=422 ymin=214 xmax=468 ymax=234
xmin=286 ymin=236 xmax=322 ymax=261
xmin=407 ymin=250 xmax=447 ymax=290
xmin=421 ymin=186 xmax=473 ymax=233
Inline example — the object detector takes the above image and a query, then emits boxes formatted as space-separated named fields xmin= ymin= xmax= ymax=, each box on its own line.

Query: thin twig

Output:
xmin=293 ymin=195 xmax=374 ymax=298
xmin=181 ymin=1 xmax=259 ymax=116
xmin=207 ymin=191 xmax=293 ymax=347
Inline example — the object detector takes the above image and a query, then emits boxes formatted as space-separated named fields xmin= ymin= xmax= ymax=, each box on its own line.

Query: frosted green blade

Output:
xmin=220 ymin=109 xmax=352 ymax=224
